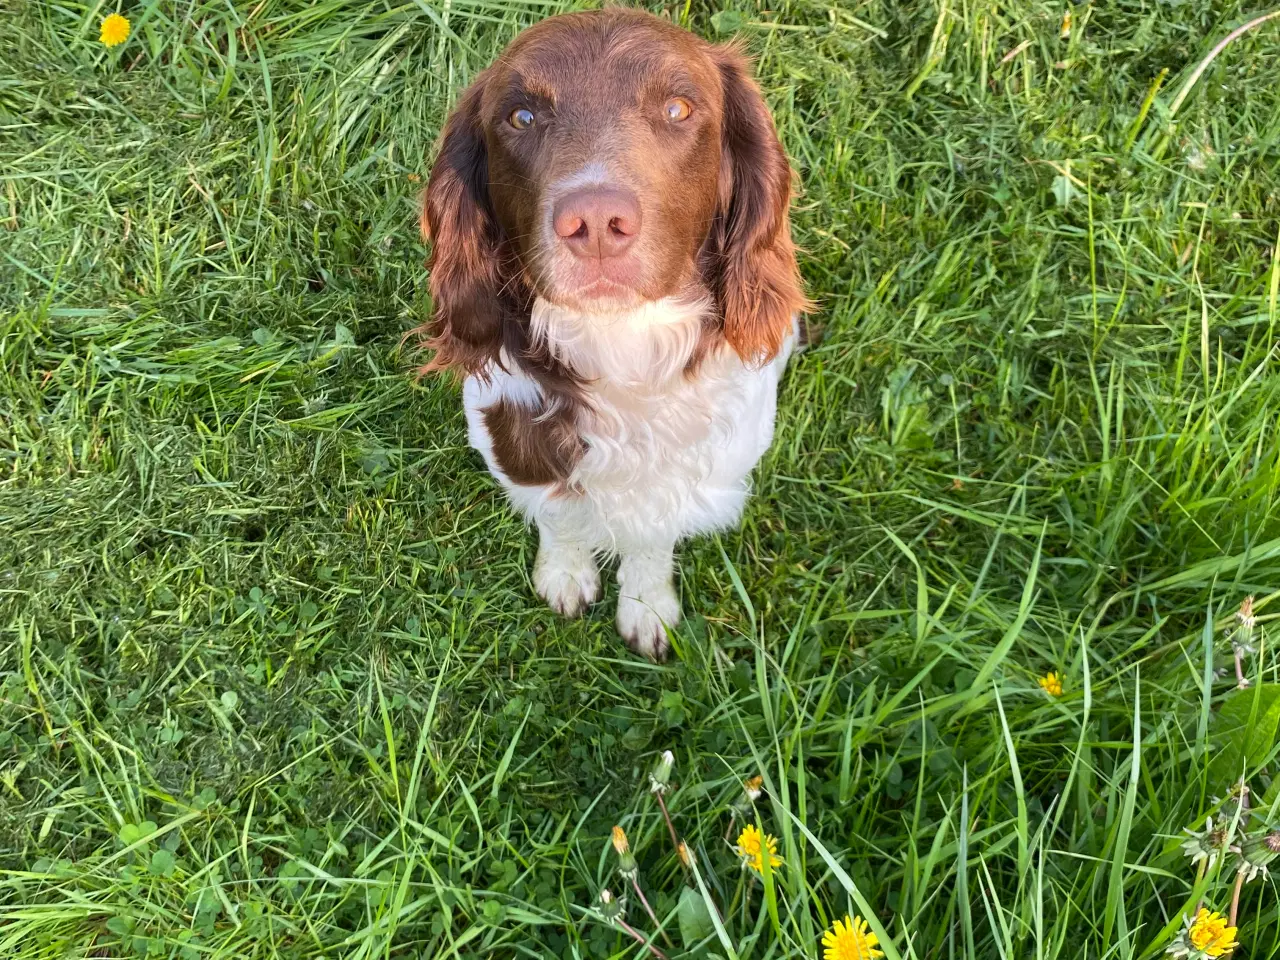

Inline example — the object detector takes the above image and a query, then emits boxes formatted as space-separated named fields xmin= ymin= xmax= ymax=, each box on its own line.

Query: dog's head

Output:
xmin=420 ymin=9 xmax=807 ymax=377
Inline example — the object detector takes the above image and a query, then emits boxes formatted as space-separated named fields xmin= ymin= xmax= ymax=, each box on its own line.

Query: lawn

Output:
xmin=3 ymin=0 xmax=1280 ymax=957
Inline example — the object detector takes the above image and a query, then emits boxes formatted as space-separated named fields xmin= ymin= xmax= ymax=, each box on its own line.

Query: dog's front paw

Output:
xmin=616 ymin=588 xmax=680 ymax=661
xmin=534 ymin=543 xmax=600 ymax=618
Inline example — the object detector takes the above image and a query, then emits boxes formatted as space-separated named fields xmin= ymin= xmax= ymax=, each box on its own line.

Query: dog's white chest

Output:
xmin=462 ymin=298 xmax=794 ymax=553
xmin=567 ymin=352 xmax=783 ymax=548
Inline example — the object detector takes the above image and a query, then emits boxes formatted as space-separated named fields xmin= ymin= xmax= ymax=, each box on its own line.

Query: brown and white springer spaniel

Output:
xmin=418 ymin=8 xmax=809 ymax=659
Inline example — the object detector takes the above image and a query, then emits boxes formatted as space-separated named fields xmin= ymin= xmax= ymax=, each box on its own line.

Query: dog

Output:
xmin=418 ymin=8 xmax=809 ymax=659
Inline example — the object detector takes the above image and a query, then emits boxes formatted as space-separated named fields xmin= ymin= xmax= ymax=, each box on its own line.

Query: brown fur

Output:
xmin=482 ymin=398 xmax=584 ymax=487
xmin=419 ymin=82 xmax=509 ymax=377
xmin=703 ymin=44 xmax=813 ymax=362
xmin=415 ymin=9 xmax=808 ymax=382
xmin=418 ymin=82 xmax=580 ymax=406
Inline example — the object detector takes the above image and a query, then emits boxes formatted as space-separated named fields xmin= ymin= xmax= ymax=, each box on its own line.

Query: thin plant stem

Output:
xmin=1192 ymin=857 xmax=1208 ymax=913
xmin=617 ymin=917 xmax=670 ymax=960
xmin=1228 ymin=869 xmax=1245 ymax=927
xmin=1235 ymin=649 xmax=1250 ymax=689
xmin=630 ymin=876 xmax=673 ymax=949
xmin=726 ymin=873 xmax=744 ymax=924
xmin=1168 ymin=11 xmax=1280 ymax=118
xmin=655 ymin=791 xmax=681 ymax=861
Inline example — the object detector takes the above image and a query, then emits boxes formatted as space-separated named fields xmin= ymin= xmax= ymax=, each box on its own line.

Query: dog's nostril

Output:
xmin=552 ymin=187 xmax=642 ymax=258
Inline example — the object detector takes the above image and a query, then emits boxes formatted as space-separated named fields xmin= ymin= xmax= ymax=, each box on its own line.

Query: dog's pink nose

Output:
xmin=553 ymin=188 xmax=641 ymax=260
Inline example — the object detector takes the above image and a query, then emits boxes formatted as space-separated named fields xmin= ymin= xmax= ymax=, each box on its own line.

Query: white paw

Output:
xmin=616 ymin=587 xmax=680 ymax=661
xmin=534 ymin=543 xmax=599 ymax=618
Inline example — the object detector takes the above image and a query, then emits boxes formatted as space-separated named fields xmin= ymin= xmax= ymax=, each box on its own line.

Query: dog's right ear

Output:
xmin=704 ymin=44 xmax=809 ymax=365
xmin=417 ymin=76 xmax=507 ymax=377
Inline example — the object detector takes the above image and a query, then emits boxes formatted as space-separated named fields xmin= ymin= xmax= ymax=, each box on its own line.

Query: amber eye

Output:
xmin=664 ymin=98 xmax=692 ymax=123
xmin=509 ymin=108 xmax=534 ymax=130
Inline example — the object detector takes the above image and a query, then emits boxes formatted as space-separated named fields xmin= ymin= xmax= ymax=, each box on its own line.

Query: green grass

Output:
xmin=4 ymin=0 xmax=1280 ymax=957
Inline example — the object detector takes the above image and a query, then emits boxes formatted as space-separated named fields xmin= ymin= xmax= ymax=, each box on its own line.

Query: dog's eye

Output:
xmin=664 ymin=98 xmax=692 ymax=123
xmin=509 ymin=108 xmax=535 ymax=130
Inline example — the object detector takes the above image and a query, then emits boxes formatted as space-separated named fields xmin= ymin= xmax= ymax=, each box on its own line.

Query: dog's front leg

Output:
xmin=533 ymin=518 xmax=600 ymax=619
xmin=616 ymin=542 xmax=680 ymax=661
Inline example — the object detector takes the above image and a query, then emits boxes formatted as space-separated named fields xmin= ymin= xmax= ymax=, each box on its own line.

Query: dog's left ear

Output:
xmin=705 ymin=45 xmax=810 ymax=363
xmin=416 ymin=74 xmax=513 ymax=378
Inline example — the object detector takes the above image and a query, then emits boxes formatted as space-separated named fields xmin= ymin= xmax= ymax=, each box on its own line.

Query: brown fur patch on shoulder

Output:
xmin=483 ymin=398 xmax=584 ymax=488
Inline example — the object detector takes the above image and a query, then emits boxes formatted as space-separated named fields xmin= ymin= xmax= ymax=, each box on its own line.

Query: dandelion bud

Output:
xmin=1237 ymin=827 xmax=1280 ymax=882
xmin=732 ymin=775 xmax=765 ymax=814
xmin=598 ymin=888 xmax=623 ymax=922
xmin=611 ymin=826 xmax=638 ymax=877
xmin=1181 ymin=817 xmax=1232 ymax=869
xmin=1231 ymin=596 xmax=1258 ymax=657
xmin=1236 ymin=596 xmax=1256 ymax=631
xmin=677 ymin=841 xmax=692 ymax=868
xmin=649 ymin=750 xmax=675 ymax=794
xmin=1222 ymin=781 xmax=1252 ymax=820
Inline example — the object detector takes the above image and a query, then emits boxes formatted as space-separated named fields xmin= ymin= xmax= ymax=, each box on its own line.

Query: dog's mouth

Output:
xmin=539 ymin=258 xmax=649 ymax=311
xmin=574 ymin=275 xmax=633 ymax=298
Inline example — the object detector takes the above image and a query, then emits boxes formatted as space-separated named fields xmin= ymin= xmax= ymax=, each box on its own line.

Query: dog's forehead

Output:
xmin=491 ymin=13 xmax=718 ymax=105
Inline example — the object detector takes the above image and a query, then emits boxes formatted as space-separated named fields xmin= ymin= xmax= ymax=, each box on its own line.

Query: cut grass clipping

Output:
xmin=4 ymin=1 xmax=1280 ymax=959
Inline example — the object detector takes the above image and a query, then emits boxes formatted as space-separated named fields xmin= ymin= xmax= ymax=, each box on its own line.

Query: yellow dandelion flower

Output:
xmin=1188 ymin=909 xmax=1238 ymax=958
xmin=100 ymin=13 xmax=131 ymax=48
xmin=735 ymin=823 xmax=782 ymax=874
xmin=822 ymin=915 xmax=884 ymax=960
xmin=1038 ymin=672 xmax=1063 ymax=697
xmin=611 ymin=825 xmax=629 ymax=855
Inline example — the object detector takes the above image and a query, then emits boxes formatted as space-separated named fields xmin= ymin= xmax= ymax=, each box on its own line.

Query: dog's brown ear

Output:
xmin=416 ymin=76 xmax=509 ymax=376
xmin=705 ymin=45 xmax=810 ymax=363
